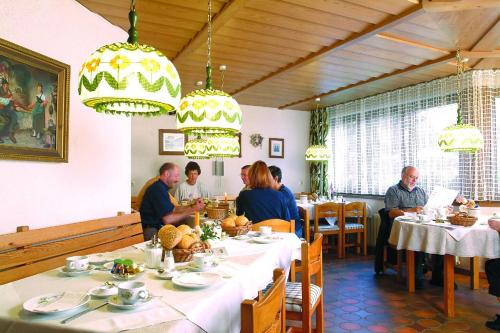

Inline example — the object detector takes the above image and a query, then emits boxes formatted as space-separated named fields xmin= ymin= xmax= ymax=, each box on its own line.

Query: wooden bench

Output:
xmin=0 ymin=212 xmax=143 ymax=284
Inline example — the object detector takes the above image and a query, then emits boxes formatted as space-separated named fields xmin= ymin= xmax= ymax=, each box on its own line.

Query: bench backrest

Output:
xmin=0 ymin=212 xmax=143 ymax=284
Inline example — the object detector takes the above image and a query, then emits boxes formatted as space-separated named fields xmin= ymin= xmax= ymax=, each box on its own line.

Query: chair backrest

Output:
xmin=252 ymin=219 xmax=295 ymax=234
xmin=298 ymin=206 xmax=310 ymax=242
xmin=343 ymin=202 xmax=367 ymax=224
xmin=132 ymin=176 xmax=179 ymax=211
xmin=300 ymin=233 xmax=323 ymax=313
xmin=241 ymin=268 xmax=286 ymax=333
xmin=314 ymin=202 xmax=343 ymax=229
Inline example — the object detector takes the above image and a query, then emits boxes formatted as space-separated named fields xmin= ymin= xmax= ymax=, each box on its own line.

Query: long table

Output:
xmin=0 ymin=232 xmax=301 ymax=333
xmin=388 ymin=216 xmax=500 ymax=317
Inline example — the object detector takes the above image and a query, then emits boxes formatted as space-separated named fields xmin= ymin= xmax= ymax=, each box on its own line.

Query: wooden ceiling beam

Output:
xmin=172 ymin=0 xmax=251 ymax=64
xmin=422 ymin=0 xmax=500 ymax=12
xmin=462 ymin=50 xmax=500 ymax=59
xmin=230 ymin=4 xmax=424 ymax=96
xmin=278 ymin=52 xmax=456 ymax=109
xmin=375 ymin=33 xmax=450 ymax=54
xmin=471 ymin=18 xmax=500 ymax=68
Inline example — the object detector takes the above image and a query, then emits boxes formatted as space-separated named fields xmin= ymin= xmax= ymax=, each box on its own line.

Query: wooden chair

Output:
xmin=286 ymin=233 xmax=324 ymax=333
xmin=131 ymin=176 xmax=178 ymax=211
xmin=314 ymin=202 xmax=343 ymax=259
xmin=342 ymin=202 xmax=367 ymax=257
xmin=291 ymin=207 xmax=310 ymax=282
xmin=252 ymin=219 xmax=295 ymax=234
xmin=0 ymin=212 xmax=143 ymax=284
xmin=241 ymin=268 xmax=287 ymax=333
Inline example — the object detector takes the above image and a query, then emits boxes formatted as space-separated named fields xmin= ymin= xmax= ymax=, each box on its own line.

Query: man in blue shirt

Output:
xmin=269 ymin=165 xmax=302 ymax=238
xmin=140 ymin=162 xmax=204 ymax=241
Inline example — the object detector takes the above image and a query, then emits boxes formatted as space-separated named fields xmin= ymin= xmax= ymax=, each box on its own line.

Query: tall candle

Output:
xmin=224 ymin=192 xmax=228 ymax=203
xmin=194 ymin=211 xmax=200 ymax=227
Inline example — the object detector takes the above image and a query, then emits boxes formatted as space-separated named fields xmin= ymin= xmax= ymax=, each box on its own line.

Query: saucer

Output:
xmin=60 ymin=265 xmax=95 ymax=277
xmin=233 ymin=234 xmax=250 ymax=240
xmin=155 ymin=270 xmax=178 ymax=280
xmin=172 ymin=272 xmax=221 ymax=289
xmin=88 ymin=285 xmax=118 ymax=298
xmin=108 ymin=295 xmax=152 ymax=310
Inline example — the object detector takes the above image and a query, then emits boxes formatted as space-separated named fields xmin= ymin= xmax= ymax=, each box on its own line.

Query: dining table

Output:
xmin=388 ymin=215 xmax=500 ymax=317
xmin=0 ymin=230 xmax=302 ymax=333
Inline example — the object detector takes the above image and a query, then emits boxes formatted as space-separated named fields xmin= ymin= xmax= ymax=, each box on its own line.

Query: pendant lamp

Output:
xmin=184 ymin=137 xmax=209 ymax=159
xmin=206 ymin=134 xmax=240 ymax=157
xmin=176 ymin=0 xmax=242 ymax=136
xmin=306 ymin=100 xmax=331 ymax=161
xmin=438 ymin=51 xmax=483 ymax=153
xmin=78 ymin=0 xmax=181 ymax=116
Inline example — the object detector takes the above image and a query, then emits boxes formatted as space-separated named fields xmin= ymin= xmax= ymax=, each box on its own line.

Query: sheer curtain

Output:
xmin=328 ymin=69 xmax=500 ymax=200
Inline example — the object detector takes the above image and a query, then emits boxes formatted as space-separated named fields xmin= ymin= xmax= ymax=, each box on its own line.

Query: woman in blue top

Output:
xmin=236 ymin=160 xmax=290 ymax=223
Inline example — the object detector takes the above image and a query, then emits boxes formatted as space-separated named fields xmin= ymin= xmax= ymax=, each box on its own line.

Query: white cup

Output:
xmin=259 ymin=226 xmax=272 ymax=235
xmin=192 ymin=253 xmax=214 ymax=271
xmin=118 ymin=281 xmax=149 ymax=305
xmin=65 ymin=256 xmax=89 ymax=271
xmin=300 ymin=195 xmax=308 ymax=204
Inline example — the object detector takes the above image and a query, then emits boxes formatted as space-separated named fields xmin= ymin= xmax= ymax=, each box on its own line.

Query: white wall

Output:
xmin=132 ymin=105 xmax=310 ymax=197
xmin=0 ymin=0 xmax=131 ymax=234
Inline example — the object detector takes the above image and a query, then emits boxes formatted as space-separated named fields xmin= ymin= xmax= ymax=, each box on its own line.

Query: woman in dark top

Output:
xmin=236 ymin=160 xmax=290 ymax=223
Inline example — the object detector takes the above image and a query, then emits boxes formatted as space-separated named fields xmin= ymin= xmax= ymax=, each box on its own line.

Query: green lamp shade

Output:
xmin=184 ymin=138 xmax=209 ymax=159
xmin=78 ymin=42 xmax=181 ymax=116
xmin=305 ymin=145 xmax=331 ymax=161
xmin=438 ymin=124 xmax=484 ymax=153
xmin=176 ymin=89 xmax=242 ymax=135
xmin=206 ymin=134 xmax=240 ymax=158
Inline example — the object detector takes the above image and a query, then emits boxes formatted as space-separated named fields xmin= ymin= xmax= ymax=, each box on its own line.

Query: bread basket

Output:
xmin=206 ymin=206 xmax=228 ymax=220
xmin=222 ymin=223 xmax=252 ymax=237
xmin=450 ymin=212 xmax=477 ymax=227
xmin=171 ymin=241 xmax=210 ymax=263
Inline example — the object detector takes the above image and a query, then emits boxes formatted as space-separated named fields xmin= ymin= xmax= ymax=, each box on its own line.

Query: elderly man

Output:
xmin=140 ymin=162 xmax=204 ymax=241
xmin=485 ymin=218 xmax=500 ymax=331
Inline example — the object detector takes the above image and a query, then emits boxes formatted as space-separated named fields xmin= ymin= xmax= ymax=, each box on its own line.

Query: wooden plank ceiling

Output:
xmin=77 ymin=0 xmax=500 ymax=111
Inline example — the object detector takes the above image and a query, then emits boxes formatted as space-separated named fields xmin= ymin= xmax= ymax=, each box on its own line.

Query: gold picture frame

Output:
xmin=0 ymin=37 xmax=70 ymax=162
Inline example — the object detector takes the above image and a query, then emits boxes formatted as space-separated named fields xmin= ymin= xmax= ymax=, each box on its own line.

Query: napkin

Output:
xmin=422 ymin=222 xmax=473 ymax=241
xmin=36 ymin=291 xmax=87 ymax=312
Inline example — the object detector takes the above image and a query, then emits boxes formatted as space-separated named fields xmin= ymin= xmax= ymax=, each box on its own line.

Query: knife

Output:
xmin=61 ymin=301 xmax=108 ymax=324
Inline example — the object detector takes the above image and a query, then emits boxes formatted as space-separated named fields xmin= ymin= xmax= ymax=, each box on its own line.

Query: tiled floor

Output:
xmin=321 ymin=254 xmax=498 ymax=332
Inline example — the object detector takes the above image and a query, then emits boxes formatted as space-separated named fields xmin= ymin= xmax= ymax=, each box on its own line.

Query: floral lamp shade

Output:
xmin=438 ymin=123 xmax=484 ymax=153
xmin=205 ymin=134 xmax=240 ymax=157
xmin=78 ymin=42 xmax=181 ymax=116
xmin=176 ymin=88 xmax=242 ymax=135
xmin=305 ymin=145 xmax=331 ymax=161
xmin=184 ymin=138 xmax=209 ymax=159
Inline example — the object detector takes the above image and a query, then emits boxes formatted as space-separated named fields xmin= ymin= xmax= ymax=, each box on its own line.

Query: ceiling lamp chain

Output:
xmin=78 ymin=0 xmax=181 ymax=116
xmin=438 ymin=50 xmax=483 ymax=153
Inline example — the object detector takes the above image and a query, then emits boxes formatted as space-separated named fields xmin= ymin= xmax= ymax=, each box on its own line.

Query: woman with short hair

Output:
xmin=236 ymin=160 xmax=290 ymax=223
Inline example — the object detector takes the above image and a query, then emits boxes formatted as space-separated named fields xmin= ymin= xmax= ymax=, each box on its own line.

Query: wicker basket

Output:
xmin=222 ymin=223 xmax=252 ymax=237
xmin=171 ymin=242 xmax=210 ymax=263
xmin=450 ymin=212 xmax=477 ymax=227
xmin=206 ymin=206 xmax=228 ymax=220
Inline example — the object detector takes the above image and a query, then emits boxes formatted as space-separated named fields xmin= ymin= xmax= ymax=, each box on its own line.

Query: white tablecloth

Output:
xmin=388 ymin=217 xmax=500 ymax=258
xmin=0 ymin=233 xmax=301 ymax=333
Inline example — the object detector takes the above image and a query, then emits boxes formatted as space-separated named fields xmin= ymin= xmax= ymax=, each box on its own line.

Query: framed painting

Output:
xmin=269 ymin=138 xmax=284 ymax=158
xmin=159 ymin=129 xmax=187 ymax=155
xmin=0 ymin=37 xmax=70 ymax=162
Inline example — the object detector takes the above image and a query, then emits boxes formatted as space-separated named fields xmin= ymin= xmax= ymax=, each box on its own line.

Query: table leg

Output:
xmin=470 ymin=257 xmax=479 ymax=290
xmin=444 ymin=254 xmax=455 ymax=317
xmin=406 ymin=250 xmax=415 ymax=293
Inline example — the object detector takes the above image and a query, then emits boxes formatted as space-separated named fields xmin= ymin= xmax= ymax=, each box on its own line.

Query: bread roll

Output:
xmin=177 ymin=224 xmax=193 ymax=236
xmin=222 ymin=217 xmax=236 ymax=228
xmin=177 ymin=234 xmax=196 ymax=249
xmin=158 ymin=225 xmax=182 ymax=250
xmin=226 ymin=214 xmax=238 ymax=222
xmin=235 ymin=215 xmax=249 ymax=226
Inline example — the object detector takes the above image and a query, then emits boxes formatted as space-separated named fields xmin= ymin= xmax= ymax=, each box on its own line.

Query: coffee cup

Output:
xmin=65 ymin=256 xmax=89 ymax=271
xmin=299 ymin=195 xmax=308 ymax=204
xmin=192 ymin=253 xmax=214 ymax=271
xmin=259 ymin=226 xmax=272 ymax=235
xmin=118 ymin=281 xmax=149 ymax=305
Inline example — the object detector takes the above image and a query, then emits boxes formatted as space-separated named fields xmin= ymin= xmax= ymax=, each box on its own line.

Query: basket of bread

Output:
xmin=206 ymin=206 xmax=229 ymax=220
xmin=450 ymin=212 xmax=477 ymax=227
xmin=221 ymin=214 xmax=251 ymax=236
xmin=158 ymin=224 xmax=210 ymax=262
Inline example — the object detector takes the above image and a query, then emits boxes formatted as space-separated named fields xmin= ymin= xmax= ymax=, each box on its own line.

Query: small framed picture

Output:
xmin=159 ymin=129 xmax=187 ymax=155
xmin=269 ymin=138 xmax=284 ymax=158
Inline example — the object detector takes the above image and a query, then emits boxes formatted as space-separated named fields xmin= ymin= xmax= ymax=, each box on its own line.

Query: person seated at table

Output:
xmin=269 ymin=165 xmax=302 ymax=238
xmin=174 ymin=161 xmax=210 ymax=202
xmin=240 ymin=164 xmax=251 ymax=192
xmin=140 ymin=162 xmax=205 ymax=241
xmin=236 ymin=160 xmax=290 ymax=223
xmin=485 ymin=218 xmax=500 ymax=331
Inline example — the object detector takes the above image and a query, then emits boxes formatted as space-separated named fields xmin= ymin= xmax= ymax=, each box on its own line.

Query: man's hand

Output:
xmin=488 ymin=218 xmax=500 ymax=232
xmin=192 ymin=198 xmax=205 ymax=212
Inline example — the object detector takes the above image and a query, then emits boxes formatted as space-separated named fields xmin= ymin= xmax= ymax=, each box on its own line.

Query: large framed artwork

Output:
xmin=159 ymin=129 xmax=188 ymax=155
xmin=0 ymin=38 xmax=70 ymax=162
xmin=269 ymin=138 xmax=284 ymax=158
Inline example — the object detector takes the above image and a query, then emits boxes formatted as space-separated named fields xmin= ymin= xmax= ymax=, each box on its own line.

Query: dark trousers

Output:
xmin=143 ymin=226 xmax=159 ymax=241
xmin=486 ymin=258 xmax=500 ymax=297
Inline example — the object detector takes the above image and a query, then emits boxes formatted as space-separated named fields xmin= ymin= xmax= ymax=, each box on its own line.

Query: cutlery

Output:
xmin=61 ymin=301 xmax=108 ymax=324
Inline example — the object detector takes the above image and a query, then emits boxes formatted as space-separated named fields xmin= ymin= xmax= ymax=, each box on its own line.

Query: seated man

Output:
xmin=140 ymin=162 xmax=204 ymax=241
xmin=485 ymin=218 xmax=500 ymax=331
xmin=269 ymin=165 xmax=302 ymax=238
xmin=174 ymin=161 xmax=210 ymax=201
xmin=240 ymin=164 xmax=251 ymax=192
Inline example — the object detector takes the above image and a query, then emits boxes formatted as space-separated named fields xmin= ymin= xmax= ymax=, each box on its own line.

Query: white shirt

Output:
xmin=174 ymin=181 xmax=210 ymax=201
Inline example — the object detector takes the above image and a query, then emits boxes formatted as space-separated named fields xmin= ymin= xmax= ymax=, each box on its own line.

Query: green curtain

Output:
xmin=309 ymin=107 xmax=329 ymax=197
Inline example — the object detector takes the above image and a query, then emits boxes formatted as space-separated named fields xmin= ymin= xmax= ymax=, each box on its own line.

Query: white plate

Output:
xmin=108 ymin=295 xmax=152 ymax=310
xmin=233 ymin=234 xmax=250 ymax=240
xmin=172 ymin=272 xmax=221 ymax=289
xmin=88 ymin=285 xmax=118 ymax=298
xmin=23 ymin=292 xmax=90 ymax=314
xmin=88 ymin=253 xmax=114 ymax=265
xmin=155 ymin=270 xmax=178 ymax=280
xmin=111 ymin=271 xmax=144 ymax=281
xmin=251 ymin=236 xmax=280 ymax=244
xmin=60 ymin=265 xmax=95 ymax=277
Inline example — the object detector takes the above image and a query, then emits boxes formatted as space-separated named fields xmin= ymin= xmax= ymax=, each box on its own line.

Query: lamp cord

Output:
xmin=205 ymin=0 xmax=213 ymax=90
xmin=456 ymin=50 xmax=464 ymax=125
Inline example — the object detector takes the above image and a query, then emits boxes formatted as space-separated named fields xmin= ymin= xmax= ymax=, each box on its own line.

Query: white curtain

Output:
xmin=328 ymin=69 xmax=500 ymax=200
